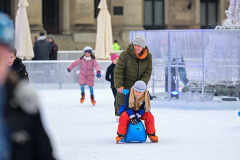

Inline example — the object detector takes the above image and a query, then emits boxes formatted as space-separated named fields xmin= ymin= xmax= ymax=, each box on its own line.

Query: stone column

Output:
xmin=73 ymin=0 xmax=96 ymax=43
xmin=164 ymin=0 xmax=169 ymax=28
xmin=121 ymin=0 xmax=144 ymax=44
xmin=26 ymin=0 xmax=45 ymax=34
xmin=219 ymin=0 xmax=227 ymax=24
xmin=62 ymin=0 xmax=71 ymax=34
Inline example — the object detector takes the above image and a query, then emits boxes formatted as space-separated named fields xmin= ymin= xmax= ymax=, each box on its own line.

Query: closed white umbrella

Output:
xmin=15 ymin=0 xmax=34 ymax=60
xmin=95 ymin=0 xmax=113 ymax=59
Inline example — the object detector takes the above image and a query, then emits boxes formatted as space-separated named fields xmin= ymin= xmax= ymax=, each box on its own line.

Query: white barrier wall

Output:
xmin=24 ymin=60 xmax=114 ymax=89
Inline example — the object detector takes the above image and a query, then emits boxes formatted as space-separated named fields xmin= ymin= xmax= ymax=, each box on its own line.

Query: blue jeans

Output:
xmin=80 ymin=85 xmax=94 ymax=95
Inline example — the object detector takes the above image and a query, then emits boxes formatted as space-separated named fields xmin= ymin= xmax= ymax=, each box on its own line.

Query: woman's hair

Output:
xmin=80 ymin=53 xmax=95 ymax=59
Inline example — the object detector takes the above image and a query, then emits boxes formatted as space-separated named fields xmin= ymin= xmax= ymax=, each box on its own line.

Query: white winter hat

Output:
xmin=134 ymin=80 xmax=146 ymax=92
xmin=133 ymin=35 xmax=146 ymax=48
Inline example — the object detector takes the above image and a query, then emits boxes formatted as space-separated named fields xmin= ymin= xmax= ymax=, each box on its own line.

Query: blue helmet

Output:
xmin=0 ymin=12 xmax=14 ymax=48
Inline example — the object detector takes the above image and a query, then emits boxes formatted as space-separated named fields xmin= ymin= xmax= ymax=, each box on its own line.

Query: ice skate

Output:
xmin=80 ymin=93 xmax=85 ymax=104
xmin=115 ymin=133 xmax=125 ymax=143
xmin=90 ymin=95 xmax=96 ymax=106
xmin=148 ymin=133 xmax=158 ymax=143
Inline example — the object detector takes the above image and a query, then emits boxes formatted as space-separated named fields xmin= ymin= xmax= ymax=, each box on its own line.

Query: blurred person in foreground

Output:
xmin=0 ymin=12 xmax=55 ymax=160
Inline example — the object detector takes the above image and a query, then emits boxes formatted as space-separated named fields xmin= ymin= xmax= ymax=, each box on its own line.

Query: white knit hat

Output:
xmin=133 ymin=35 xmax=146 ymax=48
xmin=134 ymin=80 xmax=146 ymax=92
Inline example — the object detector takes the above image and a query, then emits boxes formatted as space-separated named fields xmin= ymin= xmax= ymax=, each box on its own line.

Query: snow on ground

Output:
xmin=37 ymin=89 xmax=240 ymax=160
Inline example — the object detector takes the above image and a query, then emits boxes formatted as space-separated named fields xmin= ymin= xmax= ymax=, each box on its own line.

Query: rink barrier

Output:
xmin=58 ymin=50 xmax=123 ymax=60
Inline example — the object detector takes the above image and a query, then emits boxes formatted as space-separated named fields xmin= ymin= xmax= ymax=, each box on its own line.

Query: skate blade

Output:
xmin=80 ymin=99 xmax=84 ymax=104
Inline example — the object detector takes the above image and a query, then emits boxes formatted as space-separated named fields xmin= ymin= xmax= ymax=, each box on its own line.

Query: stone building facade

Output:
xmin=1 ymin=0 xmax=229 ymax=50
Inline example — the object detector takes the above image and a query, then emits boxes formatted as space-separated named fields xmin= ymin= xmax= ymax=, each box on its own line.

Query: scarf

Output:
xmin=84 ymin=56 xmax=92 ymax=61
xmin=129 ymin=87 xmax=151 ymax=112
xmin=134 ymin=48 xmax=148 ymax=59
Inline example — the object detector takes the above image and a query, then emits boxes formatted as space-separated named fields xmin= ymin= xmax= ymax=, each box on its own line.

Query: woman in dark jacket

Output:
xmin=105 ymin=53 xmax=119 ymax=118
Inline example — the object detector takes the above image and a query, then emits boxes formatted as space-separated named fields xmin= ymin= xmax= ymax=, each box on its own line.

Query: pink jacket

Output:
xmin=68 ymin=58 xmax=101 ymax=86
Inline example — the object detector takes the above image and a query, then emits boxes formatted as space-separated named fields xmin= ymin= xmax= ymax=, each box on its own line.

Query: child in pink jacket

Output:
xmin=67 ymin=46 xmax=101 ymax=105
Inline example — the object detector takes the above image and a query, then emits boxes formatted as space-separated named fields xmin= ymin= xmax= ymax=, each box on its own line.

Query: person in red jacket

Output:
xmin=67 ymin=46 xmax=101 ymax=105
xmin=115 ymin=80 xmax=158 ymax=143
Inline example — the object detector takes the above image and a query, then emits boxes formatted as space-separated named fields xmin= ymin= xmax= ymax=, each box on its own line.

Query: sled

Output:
xmin=120 ymin=121 xmax=147 ymax=143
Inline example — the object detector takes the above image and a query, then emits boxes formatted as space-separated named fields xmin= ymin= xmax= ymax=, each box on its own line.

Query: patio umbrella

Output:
xmin=95 ymin=0 xmax=113 ymax=59
xmin=15 ymin=0 xmax=34 ymax=60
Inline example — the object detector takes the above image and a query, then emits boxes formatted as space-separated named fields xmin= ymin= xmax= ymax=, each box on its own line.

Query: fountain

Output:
xmin=215 ymin=0 xmax=240 ymax=29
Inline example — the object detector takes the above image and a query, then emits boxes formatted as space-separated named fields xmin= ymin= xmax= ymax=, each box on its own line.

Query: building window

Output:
xmin=94 ymin=0 xmax=101 ymax=18
xmin=42 ymin=0 xmax=59 ymax=34
xmin=113 ymin=6 xmax=123 ymax=15
xmin=0 ymin=0 xmax=11 ymax=16
xmin=144 ymin=0 xmax=164 ymax=30
xmin=200 ymin=0 xmax=218 ymax=29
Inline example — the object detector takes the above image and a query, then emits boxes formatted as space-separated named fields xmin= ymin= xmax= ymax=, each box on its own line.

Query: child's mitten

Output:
xmin=96 ymin=71 xmax=101 ymax=78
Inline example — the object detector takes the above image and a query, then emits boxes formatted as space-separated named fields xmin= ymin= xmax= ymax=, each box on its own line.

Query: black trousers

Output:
xmin=111 ymin=88 xmax=117 ymax=115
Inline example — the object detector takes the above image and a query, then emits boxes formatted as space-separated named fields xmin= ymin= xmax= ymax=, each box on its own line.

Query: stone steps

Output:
xmin=53 ymin=35 xmax=96 ymax=50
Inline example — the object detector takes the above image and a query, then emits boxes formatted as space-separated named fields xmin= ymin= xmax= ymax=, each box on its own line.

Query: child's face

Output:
xmin=8 ymin=52 xmax=16 ymax=66
xmin=85 ymin=52 xmax=91 ymax=57
xmin=112 ymin=57 xmax=118 ymax=64
xmin=133 ymin=89 xmax=144 ymax=99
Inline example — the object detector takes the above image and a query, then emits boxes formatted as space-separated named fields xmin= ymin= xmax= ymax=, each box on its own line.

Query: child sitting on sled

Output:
xmin=115 ymin=80 xmax=158 ymax=143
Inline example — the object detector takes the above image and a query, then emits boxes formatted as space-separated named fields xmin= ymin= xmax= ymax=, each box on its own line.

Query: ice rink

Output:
xmin=38 ymin=89 xmax=240 ymax=160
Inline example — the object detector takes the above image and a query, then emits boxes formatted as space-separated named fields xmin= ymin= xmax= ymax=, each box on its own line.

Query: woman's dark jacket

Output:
xmin=105 ymin=63 xmax=116 ymax=88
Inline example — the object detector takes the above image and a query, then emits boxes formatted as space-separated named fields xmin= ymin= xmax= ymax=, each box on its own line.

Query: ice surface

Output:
xmin=37 ymin=89 xmax=240 ymax=160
